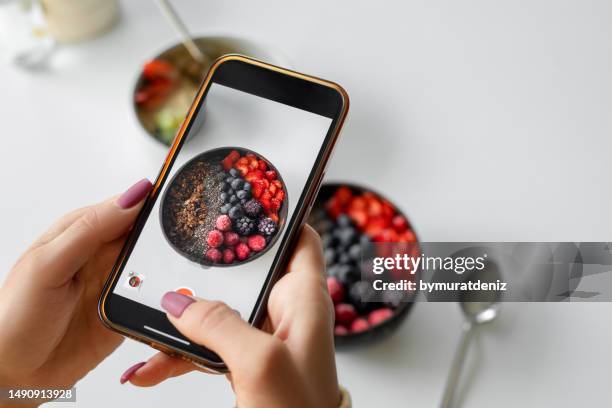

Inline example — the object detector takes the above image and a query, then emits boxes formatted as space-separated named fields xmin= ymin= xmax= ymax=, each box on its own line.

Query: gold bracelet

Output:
xmin=338 ymin=385 xmax=352 ymax=408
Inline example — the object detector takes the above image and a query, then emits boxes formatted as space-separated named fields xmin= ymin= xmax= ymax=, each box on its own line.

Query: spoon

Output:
xmin=155 ymin=0 xmax=206 ymax=63
xmin=440 ymin=263 xmax=502 ymax=408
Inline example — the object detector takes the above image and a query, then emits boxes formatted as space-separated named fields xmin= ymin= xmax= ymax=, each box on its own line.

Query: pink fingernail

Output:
xmin=120 ymin=362 xmax=146 ymax=384
xmin=117 ymin=179 xmax=153 ymax=209
xmin=161 ymin=291 xmax=195 ymax=317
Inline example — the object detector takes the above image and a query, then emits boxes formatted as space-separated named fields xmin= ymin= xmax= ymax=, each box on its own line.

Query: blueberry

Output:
xmin=349 ymin=244 xmax=362 ymax=261
xmin=220 ymin=203 xmax=232 ymax=214
xmin=228 ymin=205 xmax=244 ymax=220
xmin=229 ymin=195 xmax=238 ymax=204
xmin=321 ymin=232 xmax=338 ymax=249
xmin=230 ymin=178 xmax=244 ymax=190
xmin=243 ymin=182 xmax=251 ymax=191
xmin=225 ymin=177 xmax=234 ymax=184
xmin=349 ymin=281 xmax=377 ymax=313
xmin=219 ymin=181 xmax=228 ymax=191
xmin=227 ymin=188 xmax=235 ymax=196
xmin=327 ymin=265 xmax=340 ymax=277
xmin=324 ymin=248 xmax=336 ymax=266
xmin=220 ymin=192 xmax=228 ymax=202
xmin=337 ymin=214 xmax=352 ymax=228
xmin=360 ymin=234 xmax=371 ymax=246
xmin=237 ymin=190 xmax=249 ymax=200
xmin=336 ymin=227 xmax=357 ymax=247
xmin=229 ymin=168 xmax=239 ymax=177
xmin=338 ymin=252 xmax=352 ymax=265
xmin=337 ymin=265 xmax=360 ymax=286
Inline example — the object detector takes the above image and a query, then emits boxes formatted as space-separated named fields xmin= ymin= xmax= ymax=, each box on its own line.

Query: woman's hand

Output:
xmin=0 ymin=179 xmax=152 ymax=390
xmin=123 ymin=225 xmax=341 ymax=408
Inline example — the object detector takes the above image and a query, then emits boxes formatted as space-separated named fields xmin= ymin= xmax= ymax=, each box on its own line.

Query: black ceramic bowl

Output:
xmin=309 ymin=183 xmax=420 ymax=347
xmin=160 ymin=147 xmax=288 ymax=267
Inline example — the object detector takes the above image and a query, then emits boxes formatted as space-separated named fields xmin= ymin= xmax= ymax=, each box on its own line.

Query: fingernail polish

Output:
xmin=120 ymin=362 xmax=146 ymax=384
xmin=161 ymin=291 xmax=195 ymax=317
xmin=117 ymin=179 xmax=153 ymax=209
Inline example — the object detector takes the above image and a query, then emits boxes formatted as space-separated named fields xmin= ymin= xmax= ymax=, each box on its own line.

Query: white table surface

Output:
xmin=1 ymin=1 xmax=611 ymax=406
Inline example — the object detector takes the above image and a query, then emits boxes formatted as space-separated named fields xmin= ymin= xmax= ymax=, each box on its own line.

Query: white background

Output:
xmin=1 ymin=0 xmax=611 ymax=406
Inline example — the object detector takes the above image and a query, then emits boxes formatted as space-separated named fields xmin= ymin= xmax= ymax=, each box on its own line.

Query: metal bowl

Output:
xmin=133 ymin=36 xmax=290 ymax=146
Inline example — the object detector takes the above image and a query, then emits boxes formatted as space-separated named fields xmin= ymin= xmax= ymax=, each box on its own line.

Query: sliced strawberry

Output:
xmin=272 ymin=180 xmax=282 ymax=189
xmin=349 ymin=196 xmax=367 ymax=211
xmin=236 ymin=163 xmax=249 ymax=176
xmin=325 ymin=197 xmax=342 ymax=219
xmin=335 ymin=186 xmax=353 ymax=206
xmin=269 ymin=183 xmax=277 ymax=195
xmin=392 ymin=215 xmax=409 ymax=232
xmin=251 ymin=180 xmax=265 ymax=198
xmin=368 ymin=199 xmax=383 ymax=217
xmin=274 ymin=189 xmax=285 ymax=201
xmin=236 ymin=157 xmax=249 ymax=166
xmin=270 ymin=198 xmax=281 ymax=212
xmin=245 ymin=170 xmax=264 ymax=182
xmin=265 ymin=170 xmax=277 ymax=180
xmin=347 ymin=208 xmax=367 ymax=228
xmin=142 ymin=59 xmax=177 ymax=80
xmin=257 ymin=160 xmax=268 ymax=171
xmin=248 ymin=157 xmax=259 ymax=169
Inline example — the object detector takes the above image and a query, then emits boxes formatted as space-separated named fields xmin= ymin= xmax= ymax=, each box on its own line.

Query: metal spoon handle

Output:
xmin=155 ymin=0 xmax=206 ymax=63
xmin=440 ymin=321 xmax=474 ymax=408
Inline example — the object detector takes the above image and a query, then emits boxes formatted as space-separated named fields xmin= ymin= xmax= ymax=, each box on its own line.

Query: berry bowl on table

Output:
xmin=160 ymin=147 xmax=288 ymax=267
xmin=309 ymin=183 xmax=420 ymax=347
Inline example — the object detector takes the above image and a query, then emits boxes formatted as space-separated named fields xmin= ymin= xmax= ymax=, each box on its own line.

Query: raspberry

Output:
xmin=206 ymin=230 xmax=224 ymax=248
xmin=368 ymin=308 xmax=394 ymax=326
xmin=215 ymin=215 xmax=232 ymax=232
xmin=350 ymin=318 xmax=370 ymax=333
xmin=258 ymin=217 xmax=277 ymax=236
xmin=235 ymin=217 xmax=255 ymax=236
xmin=224 ymin=231 xmax=240 ymax=246
xmin=326 ymin=277 xmax=344 ymax=303
xmin=334 ymin=303 xmax=357 ymax=325
xmin=334 ymin=325 xmax=349 ymax=336
xmin=247 ymin=235 xmax=266 ymax=252
xmin=244 ymin=199 xmax=262 ymax=217
xmin=205 ymin=248 xmax=222 ymax=263
xmin=223 ymin=248 xmax=235 ymax=264
xmin=235 ymin=242 xmax=251 ymax=260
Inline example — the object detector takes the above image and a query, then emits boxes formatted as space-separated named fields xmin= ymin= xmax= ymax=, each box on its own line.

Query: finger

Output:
xmin=285 ymin=224 xmax=326 ymax=279
xmin=123 ymin=352 xmax=196 ymax=387
xmin=35 ymin=179 xmax=152 ymax=286
xmin=161 ymin=292 xmax=274 ymax=371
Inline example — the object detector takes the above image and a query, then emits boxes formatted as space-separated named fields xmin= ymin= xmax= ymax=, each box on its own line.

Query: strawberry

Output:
xmin=368 ymin=199 xmax=383 ymax=217
xmin=236 ymin=163 xmax=249 ymax=176
xmin=269 ymin=183 xmax=277 ymax=195
xmin=237 ymin=157 xmax=249 ymax=166
xmin=270 ymin=198 xmax=281 ymax=212
xmin=272 ymin=180 xmax=282 ymax=189
xmin=335 ymin=186 xmax=353 ymax=206
xmin=392 ymin=215 xmax=408 ymax=232
xmin=274 ymin=189 xmax=285 ymax=201
xmin=325 ymin=197 xmax=342 ymax=219
xmin=248 ymin=157 xmax=259 ymax=169
xmin=350 ymin=318 xmax=370 ymax=333
xmin=265 ymin=170 xmax=277 ymax=180
xmin=245 ymin=170 xmax=265 ymax=182
xmin=268 ymin=213 xmax=279 ymax=223
xmin=381 ymin=200 xmax=395 ymax=220
xmin=251 ymin=179 xmax=265 ymax=198
xmin=257 ymin=160 xmax=267 ymax=171
xmin=334 ymin=325 xmax=349 ymax=336
xmin=142 ymin=59 xmax=177 ymax=80
xmin=260 ymin=191 xmax=272 ymax=210
xmin=398 ymin=230 xmax=417 ymax=243
xmin=347 ymin=208 xmax=368 ymax=229
xmin=349 ymin=196 xmax=367 ymax=211
xmin=368 ymin=308 xmax=394 ymax=326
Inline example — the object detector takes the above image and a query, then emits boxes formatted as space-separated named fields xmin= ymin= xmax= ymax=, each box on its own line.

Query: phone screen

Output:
xmin=112 ymin=81 xmax=334 ymax=320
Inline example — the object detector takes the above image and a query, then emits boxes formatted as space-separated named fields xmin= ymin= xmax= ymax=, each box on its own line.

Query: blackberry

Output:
xmin=258 ymin=217 xmax=277 ymax=236
xmin=235 ymin=216 xmax=255 ymax=236
xmin=244 ymin=199 xmax=262 ymax=217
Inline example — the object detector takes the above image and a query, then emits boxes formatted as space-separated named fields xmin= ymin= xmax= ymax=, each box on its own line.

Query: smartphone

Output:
xmin=98 ymin=55 xmax=349 ymax=372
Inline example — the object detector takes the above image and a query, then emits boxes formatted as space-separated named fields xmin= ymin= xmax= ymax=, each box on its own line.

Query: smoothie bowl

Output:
xmin=160 ymin=147 xmax=288 ymax=267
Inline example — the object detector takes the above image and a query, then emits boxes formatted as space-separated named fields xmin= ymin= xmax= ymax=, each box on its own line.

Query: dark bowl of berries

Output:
xmin=309 ymin=183 xmax=420 ymax=347
xmin=160 ymin=147 xmax=288 ymax=267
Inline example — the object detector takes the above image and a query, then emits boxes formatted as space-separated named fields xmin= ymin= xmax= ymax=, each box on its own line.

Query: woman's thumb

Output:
xmin=161 ymin=292 xmax=271 ymax=370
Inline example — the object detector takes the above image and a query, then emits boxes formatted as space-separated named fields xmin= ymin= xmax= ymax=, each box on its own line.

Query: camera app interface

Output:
xmin=113 ymin=82 xmax=333 ymax=319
